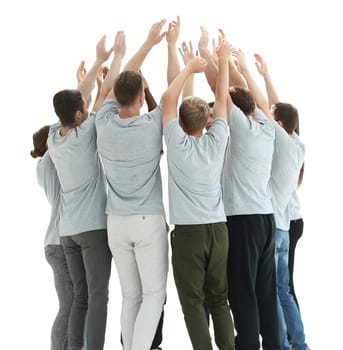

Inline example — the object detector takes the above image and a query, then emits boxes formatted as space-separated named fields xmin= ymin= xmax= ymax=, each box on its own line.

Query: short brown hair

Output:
xmin=114 ymin=70 xmax=143 ymax=107
xmin=272 ymin=102 xmax=299 ymax=134
xmin=229 ymin=86 xmax=255 ymax=115
xmin=31 ymin=125 xmax=50 ymax=158
xmin=179 ymin=97 xmax=209 ymax=133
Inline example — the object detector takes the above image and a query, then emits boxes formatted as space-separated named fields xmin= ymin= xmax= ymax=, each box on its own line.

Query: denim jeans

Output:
xmin=275 ymin=229 xmax=308 ymax=350
xmin=45 ymin=245 xmax=74 ymax=350
xmin=61 ymin=229 xmax=112 ymax=350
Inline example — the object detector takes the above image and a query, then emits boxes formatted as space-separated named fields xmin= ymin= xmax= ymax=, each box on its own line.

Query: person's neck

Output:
xmin=119 ymin=105 xmax=140 ymax=119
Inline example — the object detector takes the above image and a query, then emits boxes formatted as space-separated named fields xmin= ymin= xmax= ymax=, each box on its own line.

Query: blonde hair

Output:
xmin=179 ymin=97 xmax=209 ymax=133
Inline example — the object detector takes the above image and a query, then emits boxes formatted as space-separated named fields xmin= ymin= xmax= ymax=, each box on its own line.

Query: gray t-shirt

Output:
xmin=270 ymin=125 xmax=305 ymax=230
xmin=222 ymin=105 xmax=275 ymax=216
xmin=47 ymin=113 xmax=107 ymax=236
xmin=36 ymin=151 xmax=61 ymax=246
xmin=96 ymin=100 xmax=165 ymax=215
xmin=163 ymin=118 xmax=228 ymax=225
xmin=289 ymin=190 xmax=302 ymax=221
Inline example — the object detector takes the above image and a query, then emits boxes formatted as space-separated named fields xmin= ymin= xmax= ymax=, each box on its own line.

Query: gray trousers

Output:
xmin=45 ymin=245 xmax=74 ymax=350
xmin=61 ymin=229 xmax=112 ymax=350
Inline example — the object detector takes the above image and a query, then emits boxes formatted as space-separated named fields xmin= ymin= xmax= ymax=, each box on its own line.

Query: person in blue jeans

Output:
xmin=255 ymin=53 xmax=309 ymax=350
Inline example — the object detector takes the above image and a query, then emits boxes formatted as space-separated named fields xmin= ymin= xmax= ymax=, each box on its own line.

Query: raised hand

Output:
xmin=146 ymin=19 xmax=167 ymax=46
xmin=166 ymin=16 xmax=180 ymax=46
xmin=198 ymin=26 xmax=210 ymax=50
xmin=187 ymin=56 xmax=208 ymax=74
xmin=254 ymin=53 xmax=269 ymax=77
xmin=179 ymin=41 xmax=195 ymax=66
xmin=232 ymin=48 xmax=248 ymax=74
xmin=76 ymin=60 xmax=87 ymax=84
xmin=96 ymin=35 xmax=114 ymax=62
xmin=113 ymin=31 xmax=126 ymax=59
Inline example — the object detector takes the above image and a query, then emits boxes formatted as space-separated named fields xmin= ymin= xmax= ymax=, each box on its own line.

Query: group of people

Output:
xmin=31 ymin=17 xmax=308 ymax=350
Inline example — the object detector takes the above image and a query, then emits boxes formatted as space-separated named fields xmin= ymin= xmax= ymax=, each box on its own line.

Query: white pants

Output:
xmin=107 ymin=215 xmax=169 ymax=350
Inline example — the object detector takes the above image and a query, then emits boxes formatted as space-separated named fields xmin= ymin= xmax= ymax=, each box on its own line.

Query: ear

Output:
xmin=138 ymin=90 xmax=145 ymax=106
xmin=277 ymin=120 xmax=283 ymax=127
xmin=74 ymin=110 xmax=82 ymax=124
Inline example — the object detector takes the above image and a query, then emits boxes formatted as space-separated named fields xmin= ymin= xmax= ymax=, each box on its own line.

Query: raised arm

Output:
xmin=254 ymin=53 xmax=280 ymax=108
xmin=198 ymin=26 xmax=218 ymax=93
xmin=124 ymin=19 xmax=167 ymax=71
xmin=161 ymin=57 xmax=207 ymax=126
xmin=90 ymin=31 xmax=127 ymax=111
xmin=77 ymin=35 xmax=113 ymax=103
xmin=76 ymin=60 xmax=92 ymax=108
xmin=166 ymin=16 xmax=181 ymax=85
xmin=142 ymin=72 xmax=157 ymax=111
xmin=213 ymin=38 xmax=232 ymax=119
xmin=232 ymin=49 xmax=272 ymax=119
xmin=178 ymin=41 xmax=195 ymax=99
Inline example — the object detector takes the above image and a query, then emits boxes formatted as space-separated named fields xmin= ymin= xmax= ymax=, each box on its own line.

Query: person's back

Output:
xmin=48 ymin=110 xmax=107 ymax=236
xmin=96 ymin=97 xmax=164 ymax=216
xmin=222 ymin=89 xmax=275 ymax=216
xmin=164 ymin=97 xmax=227 ymax=224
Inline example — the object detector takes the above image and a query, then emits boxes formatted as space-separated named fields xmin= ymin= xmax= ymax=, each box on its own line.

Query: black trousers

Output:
xmin=226 ymin=214 xmax=281 ymax=350
xmin=288 ymin=218 xmax=304 ymax=310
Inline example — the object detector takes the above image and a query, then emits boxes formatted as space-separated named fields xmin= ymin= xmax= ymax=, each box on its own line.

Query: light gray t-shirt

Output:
xmin=36 ymin=151 xmax=61 ymax=246
xmin=47 ymin=112 xmax=107 ymax=236
xmin=163 ymin=117 xmax=228 ymax=225
xmin=289 ymin=190 xmax=302 ymax=221
xmin=222 ymin=105 xmax=275 ymax=216
xmin=270 ymin=125 xmax=305 ymax=231
xmin=96 ymin=100 xmax=165 ymax=216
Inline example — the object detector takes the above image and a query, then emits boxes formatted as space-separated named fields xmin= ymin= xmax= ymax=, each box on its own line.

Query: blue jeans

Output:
xmin=275 ymin=229 xmax=308 ymax=350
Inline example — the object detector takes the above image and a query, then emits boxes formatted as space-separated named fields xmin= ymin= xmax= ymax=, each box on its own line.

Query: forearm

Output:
xmin=229 ymin=60 xmax=247 ymax=88
xmin=214 ymin=56 xmax=228 ymax=116
xmin=167 ymin=43 xmax=181 ymax=86
xmin=199 ymin=47 xmax=218 ymax=93
xmin=242 ymin=69 xmax=269 ymax=114
xmin=263 ymin=73 xmax=280 ymax=107
xmin=124 ymin=41 xmax=153 ymax=71
xmin=78 ymin=59 xmax=104 ymax=101
xmin=164 ymin=66 xmax=192 ymax=106
xmin=144 ymin=87 xmax=157 ymax=111
xmin=182 ymin=74 xmax=194 ymax=100
xmin=101 ymin=55 xmax=123 ymax=98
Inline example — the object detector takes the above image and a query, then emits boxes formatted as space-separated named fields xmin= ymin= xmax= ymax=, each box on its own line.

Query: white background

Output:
xmin=1 ymin=0 xmax=342 ymax=348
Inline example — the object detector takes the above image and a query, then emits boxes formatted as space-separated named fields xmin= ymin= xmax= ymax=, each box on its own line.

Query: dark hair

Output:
xmin=229 ymin=86 xmax=255 ymax=115
xmin=208 ymin=101 xmax=215 ymax=108
xmin=272 ymin=102 xmax=299 ymax=134
xmin=179 ymin=96 xmax=209 ymax=133
xmin=114 ymin=70 xmax=143 ymax=107
xmin=53 ymin=89 xmax=84 ymax=126
xmin=31 ymin=125 xmax=50 ymax=158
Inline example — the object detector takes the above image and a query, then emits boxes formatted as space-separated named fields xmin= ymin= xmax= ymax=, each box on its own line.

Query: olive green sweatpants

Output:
xmin=171 ymin=223 xmax=234 ymax=350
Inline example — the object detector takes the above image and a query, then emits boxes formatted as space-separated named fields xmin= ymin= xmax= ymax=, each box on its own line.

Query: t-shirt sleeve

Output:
xmin=148 ymin=104 xmax=163 ymax=123
xmin=254 ymin=107 xmax=268 ymax=122
xmin=163 ymin=118 xmax=185 ymax=149
xmin=206 ymin=118 xmax=228 ymax=145
xmin=228 ymin=104 xmax=249 ymax=129
xmin=96 ymin=99 xmax=119 ymax=126
xmin=274 ymin=121 xmax=291 ymax=150
xmin=37 ymin=153 xmax=60 ymax=204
